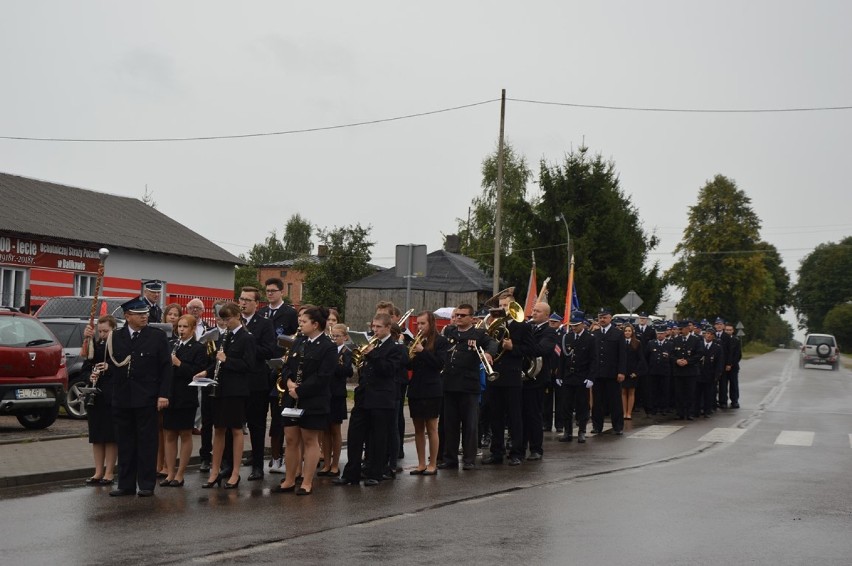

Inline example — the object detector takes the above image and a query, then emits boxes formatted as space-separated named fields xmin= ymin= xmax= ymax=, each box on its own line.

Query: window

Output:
xmin=75 ymin=274 xmax=97 ymax=297
xmin=0 ymin=267 xmax=27 ymax=308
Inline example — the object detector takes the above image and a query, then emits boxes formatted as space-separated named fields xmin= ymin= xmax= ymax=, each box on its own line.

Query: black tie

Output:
xmin=267 ymin=309 xmax=277 ymax=319
xmin=240 ymin=317 xmax=247 ymax=325
xmin=131 ymin=331 xmax=139 ymax=341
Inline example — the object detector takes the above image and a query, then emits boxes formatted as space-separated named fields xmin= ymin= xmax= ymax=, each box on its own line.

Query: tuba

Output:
xmin=274 ymin=333 xmax=299 ymax=398
xmin=487 ymin=300 xmax=525 ymax=363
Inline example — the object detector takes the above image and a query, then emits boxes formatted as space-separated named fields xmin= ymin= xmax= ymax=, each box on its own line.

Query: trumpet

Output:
xmin=407 ymin=330 xmax=424 ymax=360
xmin=476 ymin=343 xmax=499 ymax=382
xmin=352 ymin=336 xmax=381 ymax=368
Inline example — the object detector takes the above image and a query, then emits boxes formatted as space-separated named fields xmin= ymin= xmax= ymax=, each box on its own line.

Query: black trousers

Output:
xmin=442 ymin=391 xmax=479 ymax=466
xmin=647 ymin=373 xmax=670 ymax=415
xmin=113 ymin=405 xmax=158 ymax=491
xmin=522 ymin=387 xmax=544 ymax=455
xmin=542 ymin=384 xmax=564 ymax=430
xmin=719 ymin=368 xmax=739 ymax=406
xmin=487 ymin=386 xmax=523 ymax=460
xmin=695 ymin=379 xmax=716 ymax=416
xmin=199 ymin=388 xmax=213 ymax=461
xmin=561 ymin=383 xmax=590 ymax=432
xmin=592 ymin=379 xmax=623 ymax=433
xmin=342 ymin=406 xmax=393 ymax=482
xmin=245 ymin=389 xmax=268 ymax=467
xmin=674 ymin=375 xmax=696 ymax=418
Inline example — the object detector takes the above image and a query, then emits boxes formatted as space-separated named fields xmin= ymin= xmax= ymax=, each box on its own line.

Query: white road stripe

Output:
xmin=629 ymin=425 xmax=683 ymax=439
xmin=774 ymin=431 xmax=815 ymax=446
xmin=849 ymin=434 xmax=852 ymax=449
xmin=698 ymin=428 xmax=747 ymax=443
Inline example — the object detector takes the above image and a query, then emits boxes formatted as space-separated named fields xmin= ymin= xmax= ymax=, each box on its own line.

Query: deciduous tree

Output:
xmin=792 ymin=237 xmax=852 ymax=332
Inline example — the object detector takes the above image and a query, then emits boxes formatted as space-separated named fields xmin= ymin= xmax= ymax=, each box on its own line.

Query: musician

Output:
xmin=722 ymin=323 xmax=743 ymax=409
xmin=558 ymin=311 xmax=594 ymax=443
xmin=483 ymin=294 xmax=535 ymax=466
xmin=407 ymin=311 xmax=449 ymax=475
xmin=334 ymin=313 xmax=405 ymax=486
xmin=259 ymin=278 xmax=298 ymax=476
xmin=697 ymin=326 xmax=724 ymax=418
xmin=318 ymin=323 xmax=352 ymax=477
xmin=198 ymin=301 xmax=226 ymax=474
xmin=238 ymin=286 xmax=278 ymax=482
xmin=439 ymin=304 xmax=496 ymax=471
xmin=274 ymin=306 xmax=336 ymax=495
xmin=671 ymin=320 xmax=703 ymax=420
xmin=197 ymin=302 xmax=255 ymax=489
xmin=590 ymin=308 xmax=628 ymax=435
xmin=644 ymin=325 xmax=673 ymax=416
xmin=542 ymin=313 xmax=566 ymax=433
xmin=523 ymin=302 xmax=557 ymax=461
xmin=185 ymin=298 xmax=210 ymax=436
xmin=140 ymin=280 xmax=164 ymax=326
xmin=106 ymin=298 xmax=172 ymax=497
xmin=81 ymin=315 xmax=118 ymax=486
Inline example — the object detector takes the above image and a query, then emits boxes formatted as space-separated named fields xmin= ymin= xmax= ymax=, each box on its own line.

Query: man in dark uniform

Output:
xmin=523 ymin=302 xmax=558 ymax=460
xmin=439 ymin=304 xmax=497 ymax=471
xmin=713 ymin=317 xmax=733 ymax=408
xmin=258 ymin=277 xmax=298 ymax=475
xmin=238 ymin=286 xmax=278 ymax=481
xmin=635 ymin=313 xmax=657 ymax=345
xmin=590 ymin=308 xmax=628 ymax=435
xmin=483 ymin=294 xmax=535 ymax=465
xmin=558 ymin=311 xmax=594 ymax=443
xmin=334 ymin=313 xmax=405 ymax=486
xmin=671 ymin=320 xmax=703 ymax=420
xmin=107 ymin=298 xmax=172 ymax=497
xmin=644 ymin=324 xmax=673 ymax=416
xmin=697 ymin=326 xmax=725 ymax=417
xmin=722 ymin=323 xmax=743 ymax=408
xmin=141 ymin=280 xmax=163 ymax=324
xmin=542 ymin=312 xmax=565 ymax=433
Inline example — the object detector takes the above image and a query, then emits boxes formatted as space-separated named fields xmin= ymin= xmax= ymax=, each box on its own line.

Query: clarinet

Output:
xmin=210 ymin=337 xmax=225 ymax=398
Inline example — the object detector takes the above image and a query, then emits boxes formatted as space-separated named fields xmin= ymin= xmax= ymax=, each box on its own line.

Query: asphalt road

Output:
xmin=1 ymin=349 xmax=850 ymax=565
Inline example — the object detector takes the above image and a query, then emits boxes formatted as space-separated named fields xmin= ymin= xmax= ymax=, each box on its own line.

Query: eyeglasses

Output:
xmin=238 ymin=297 xmax=255 ymax=302
xmin=187 ymin=305 xmax=203 ymax=310
xmin=265 ymin=289 xmax=281 ymax=293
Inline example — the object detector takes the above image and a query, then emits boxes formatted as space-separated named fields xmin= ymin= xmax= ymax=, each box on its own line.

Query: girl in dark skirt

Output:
xmin=275 ymin=306 xmax=337 ymax=495
xmin=196 ymin=302 xmax=255 ymax=489
xmin=407 ymin=311 xmax=449 ymax=475
xmin=621 ymin=324 xmax=648 ymax=420
xmin=82 ymin=315 xmax=118 ymax=486
xmin=161 ymin=314 xmax=207 ymax=487
xmin=318 ymin=323 xmax=352 ymax=477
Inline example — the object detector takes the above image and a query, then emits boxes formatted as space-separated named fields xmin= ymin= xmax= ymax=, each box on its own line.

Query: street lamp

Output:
xmin=556 ymin=212 xmax=571 ymax=255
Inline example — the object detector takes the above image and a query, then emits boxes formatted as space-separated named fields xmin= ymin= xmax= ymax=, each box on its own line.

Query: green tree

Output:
xmin=246 ymin=230 xmax=287 ymax=265
xmin=666 ymin=175 xmax=788 ymax=336
xmin=792 ymin=237 xmax=852 ymax=332
xmin=299 ymin=223 xmax=374 ymax=320
xmin=823 ymin=302 xmax=852 ymax=351
xmin=282 ymin=214 xmax=312 ymax=259
xmin=233 ymin=263 xmax=259 ymax=296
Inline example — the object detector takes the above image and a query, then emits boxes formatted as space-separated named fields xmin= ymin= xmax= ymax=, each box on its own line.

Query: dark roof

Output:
xmin=0 ymin=172 xmax=243 ymax=265
xmin=346 ymin=250 xmax=492 ymax=292
xmin=262 ymin=256 xmax=384 ymax=272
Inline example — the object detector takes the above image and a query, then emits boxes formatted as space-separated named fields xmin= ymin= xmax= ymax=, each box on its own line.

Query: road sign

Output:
xmin=737 ymin=330 xmax=745 ymax=337
xmin=620 ymin=291 xmax=643 ymax=313
xmin=736 ymin=321 xmax=745 ymax=330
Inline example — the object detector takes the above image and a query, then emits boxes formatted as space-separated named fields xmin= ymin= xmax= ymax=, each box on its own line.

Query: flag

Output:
xmin=562 ymin=254 xmax=576 ymax=324
xmin=523 ymin=252 xmax=538 ymax=317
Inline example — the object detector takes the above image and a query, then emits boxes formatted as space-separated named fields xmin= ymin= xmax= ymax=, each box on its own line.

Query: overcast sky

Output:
xmin=2 ymin=1 xmax=850 ymax=332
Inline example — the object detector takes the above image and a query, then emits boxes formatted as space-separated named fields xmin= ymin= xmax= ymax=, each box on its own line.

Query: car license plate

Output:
xmin=16 ymin=388 xmax=47 ymax=399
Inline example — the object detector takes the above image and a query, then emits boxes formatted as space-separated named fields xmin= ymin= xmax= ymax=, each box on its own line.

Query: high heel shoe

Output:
xmin=168 ymin=479 xmax=185 ymax=487
xmin=201 ymin=475 xmax=222 ymax=489
xmin=224 ymin=476 xmax=241 ymax=489
xmin=159 ymin=478 xmax=173 ymax=487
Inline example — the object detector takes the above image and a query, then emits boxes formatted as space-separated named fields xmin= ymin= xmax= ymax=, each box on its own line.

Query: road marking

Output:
xmin=774 ymin=431 xmax=814 ymax=446
xmin=351 ymin=513 xmax=416 ymax=527
xmin=698 ymin=428 xmax=747 ymax=443
xmin=629 ymin=425 xmax=683 ymax=439
xmin=849 ymin=434 xmax=852 ymax=449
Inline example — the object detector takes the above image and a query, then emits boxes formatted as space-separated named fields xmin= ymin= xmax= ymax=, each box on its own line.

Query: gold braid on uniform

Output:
xmin=105 ymin=330 xmax=132 ymax=368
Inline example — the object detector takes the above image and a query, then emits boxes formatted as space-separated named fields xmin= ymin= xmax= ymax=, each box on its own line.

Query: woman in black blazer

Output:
xmin=274 ymin=306 xmax=337 ymax=495
xmin=318 ymin=322 xmax=353 ymax=477
xmin=621 ymin=324 xmax=648 ymax=421
xmin=407 ymin=311 xmax=449 ymax=475
xmin=196 ymin=302 xmax=255 ymax=489
xmin=161 ymin=314 xmax=207 ymax=487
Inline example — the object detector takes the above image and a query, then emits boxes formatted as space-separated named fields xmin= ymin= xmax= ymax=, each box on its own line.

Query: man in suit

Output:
xmin=542 ymin=313 xmax=566 ymax=432
xmin=697 ymin=326 xmax=725 ymax=417
xmin=644 ymin=324 xmax=673 ymax=416
xmin=558 ymin=311 xmax=594 ymax=443
xmin=635 ymin=313 xmax=657 ymax=345
xmin=258 ymin=277 xmax=298 ymax=474
xmin=238 ymin=286 xmax=278 ymax=481
xmin=140 ymin=280 xmax=164 ymax=324
xmin=523 ymin=302 xmax=558 ymax=460
xmin=713 ymin=317 xmax=733 ymax=408
xmin=723 ymin=323 xmax=743 ymax=408
xmin=334 ymin=313 xmax=405 ymax=486
xmin=590 ymin=308 xmax=628 ymax=435
xmin=671 ymin=320 xmax=703 ymax=420
xmin=107 ymin=298 xmax=172 ymax=497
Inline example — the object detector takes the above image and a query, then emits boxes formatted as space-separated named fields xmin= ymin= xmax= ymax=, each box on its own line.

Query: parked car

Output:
xmin=800 ymin=333 xmax=839 ymax=370
xmin=40 ymin=318 xmax=90 ymax=419
xmin=0 ymin=311 xmax=68 ymax=429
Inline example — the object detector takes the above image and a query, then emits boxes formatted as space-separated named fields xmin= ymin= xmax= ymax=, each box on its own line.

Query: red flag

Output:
xmin=523 ymin=253 xmax=538 ymax=317
xmin=562 ymin=254 xmax=575 ymax=324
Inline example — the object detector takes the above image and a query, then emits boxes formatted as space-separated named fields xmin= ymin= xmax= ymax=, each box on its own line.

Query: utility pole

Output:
xmin=493 ymin=88 xmax=506 ymax=295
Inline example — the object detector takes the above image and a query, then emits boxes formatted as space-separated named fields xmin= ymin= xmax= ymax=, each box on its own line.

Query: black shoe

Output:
xmin=542 ymin=426 xmax=552 ymax=432
xmin=508 ymin=457 xmax=522 ymax=466
xmin=614 ymin=430 xmax=624 ymax=436
xmin=137 ymin=489 xmax=155 ymax=497
xmin=686 ymin=416 xmax=694 ymax=421
xmin=558 ymin=434 xmax=573 ymax=443
xmin=526 ymin=452 xmax=542 ymax=461
xmin=555 ymin=427 xmax=564 ymax=433
xmin=168 ymin=479 xmax=184 ymax=487
xmin=462 ymin=463 xmax=476 ymax=471
xmin=272 ymin=483 xmax=296 ymax=493
xmin=224 ymin=476 xmax=241 ymax=489
xmin=331 ymin=477 xmax=359 ymax=486
xmin=409 ymin=469 xmax=425 ymax=475
xmin=363 ymin=478 xmax=380 ymax=487
xmin=109 ymin=488 xmax=135 ymax=497
xmin=85 ymin=477 xmax=102 ymax=486
xmin=159 ymin=479 xmax=172 ymax=487
xmin=437 ymin=461 xmax=458 ymax=470
xmin=296 ymin=487 xmax=312 ymax=496
xmin=481 ymin=455 xmax=503 ymax=465
xmin=201 ymin=475 xmax=223 ymax=489
xmin=198 ymin=460 xmax=211 ymax=473
xmin=381 ymin=471 xmax=396 ymax=481
xmin=731 ymin=403 xmax=740 ymax=408
xmin=421 ymin=469 xmax=438 ymax=476
xmin=247 ymin=467 xmax=264 ymax=481
xmin=98 ymin=478 xmax=114 ymax=485
xmin=591 ymin=428 xmax=603 ymax=434
xmin=577 ymin=431 xmax=586 ymax=443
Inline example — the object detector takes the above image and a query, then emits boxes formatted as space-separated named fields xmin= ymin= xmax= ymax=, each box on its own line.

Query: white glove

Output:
xmin=555 ymin=379 xmax=563 ymax=387
xmin=584 ymin=379 xmax=594 ymax=389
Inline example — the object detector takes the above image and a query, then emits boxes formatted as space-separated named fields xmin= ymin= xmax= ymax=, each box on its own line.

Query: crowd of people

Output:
xmin=79 ymin=279 xmax=742 ymax=497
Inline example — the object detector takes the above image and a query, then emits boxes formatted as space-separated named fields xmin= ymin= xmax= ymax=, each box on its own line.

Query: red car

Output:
xmin=0 ymin=311 xmax=68 ymax=429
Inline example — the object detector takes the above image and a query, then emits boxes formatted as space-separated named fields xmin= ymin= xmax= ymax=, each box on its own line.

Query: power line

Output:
xmin=0 ymin=99 xmax=499 ymax=143
xmin=508 ymin=97 xmax=852 ymax=113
